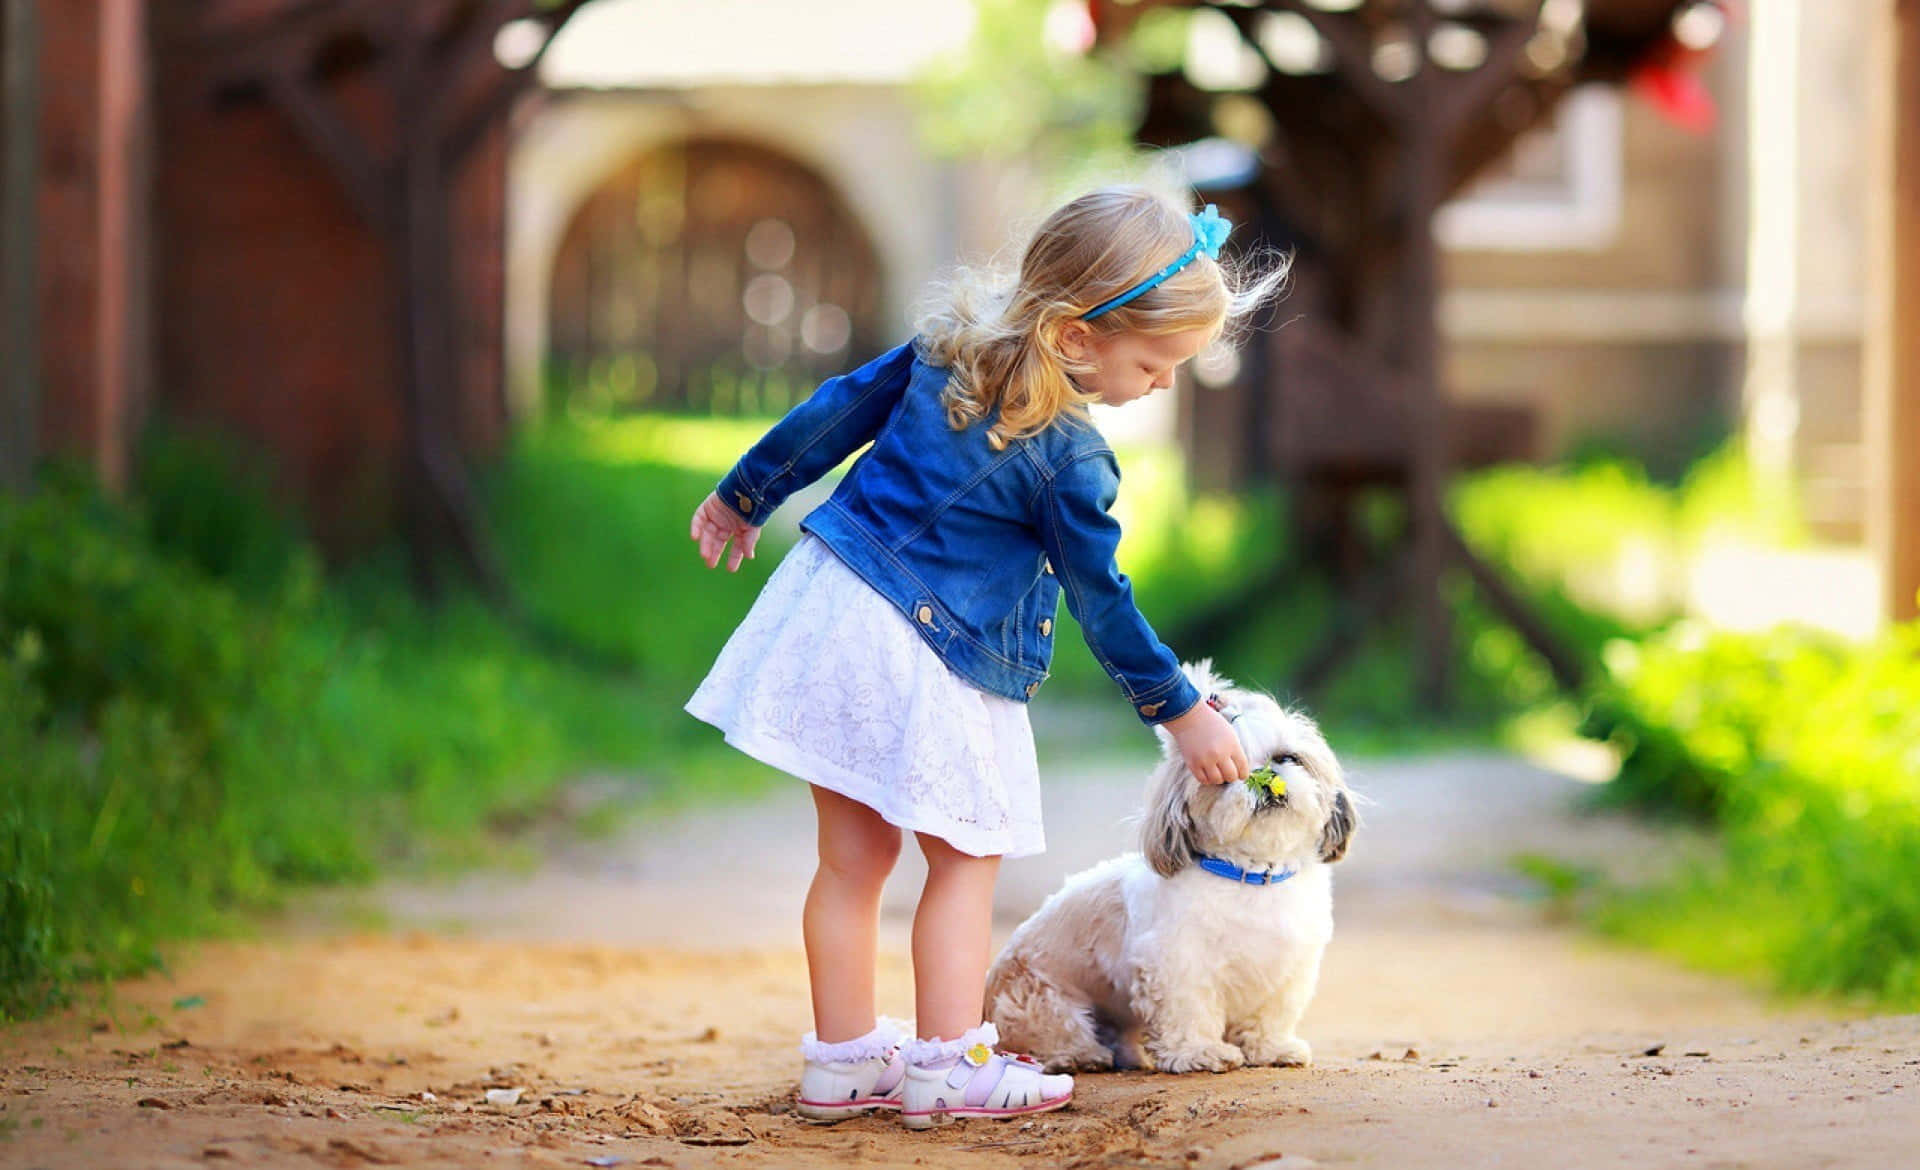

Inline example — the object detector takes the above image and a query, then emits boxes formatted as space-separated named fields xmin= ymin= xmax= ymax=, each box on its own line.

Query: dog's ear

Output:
xmin=1140 ymin=758 xmax=1196 ymax=878
xmin=1318 ymin=789 xmax=1356 ymax=864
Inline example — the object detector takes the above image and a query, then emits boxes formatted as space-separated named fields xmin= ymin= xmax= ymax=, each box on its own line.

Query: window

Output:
xmin=1436 ymin=86 xmax=1623 ymax=252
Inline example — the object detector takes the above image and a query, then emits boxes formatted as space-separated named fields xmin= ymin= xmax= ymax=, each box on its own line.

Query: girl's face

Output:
xmin=1068 ymin=326 xmax=1214 ymax=408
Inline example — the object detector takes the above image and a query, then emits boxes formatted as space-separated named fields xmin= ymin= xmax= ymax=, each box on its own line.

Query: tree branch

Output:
xmin=1435 ymin=0 xmax=1548 ymax=136
xmin=1261 ymin=0 xmax=1408 ymax=124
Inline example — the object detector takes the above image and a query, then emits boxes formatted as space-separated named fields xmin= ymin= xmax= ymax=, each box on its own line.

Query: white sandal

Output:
xmin=898 ymin=1023 xmax=1073 ymax=1129
xmin=795 ymin=1018 xmax=910 ymax=1122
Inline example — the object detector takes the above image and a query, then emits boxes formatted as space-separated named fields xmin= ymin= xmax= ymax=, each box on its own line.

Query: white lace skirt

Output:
xmin=686 ymin=535 xmax=1045 ymax=858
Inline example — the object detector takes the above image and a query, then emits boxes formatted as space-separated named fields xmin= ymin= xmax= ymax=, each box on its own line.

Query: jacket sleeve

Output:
xmin=1036 ymin=449 xmax=1202 ymax=726
xmin=713 ymin=341 xmax=917 ymax=525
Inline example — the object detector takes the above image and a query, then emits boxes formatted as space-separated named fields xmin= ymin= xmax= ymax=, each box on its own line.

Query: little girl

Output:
xmin=686 ymin=186 xmax=1283 ymax=1128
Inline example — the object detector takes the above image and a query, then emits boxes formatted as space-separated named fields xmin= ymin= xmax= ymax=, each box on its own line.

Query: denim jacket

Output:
xmin=714 ymin=340 xmax=1202 ymax=726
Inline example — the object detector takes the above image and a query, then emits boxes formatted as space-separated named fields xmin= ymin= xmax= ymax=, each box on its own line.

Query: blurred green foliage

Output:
xmin=1581 ymin=622 xmax=1920 ymax=1007
xmin=0 ymin=431 xmax=758 ymax=1019
xmin=912 ymin=0 xmax=1140 ymax=166
xmin=1459 ymin=445 xmax=1918 ymax=1008
xmin=1452 ymin=444 xmax=1804 ymax=632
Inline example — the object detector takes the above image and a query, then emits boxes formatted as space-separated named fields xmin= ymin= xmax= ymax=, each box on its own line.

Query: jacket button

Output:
xmin=1025 ymin=682 xmax=1038 ymax=698
xmin=1039 ymin=618 xmax=1052 ymax=636
xmin=1139 ymin=701 xmax=1164 ymax=717
xmin=916 ymin=605 xmax=934 ymax=625
xmin=734 ymin=492 xmax=753 ymax=514
xmin=1042 ymin=559 xmax=1054 ymax=576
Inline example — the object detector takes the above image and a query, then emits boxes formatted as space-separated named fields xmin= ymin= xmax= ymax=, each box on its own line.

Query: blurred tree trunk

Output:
xmin=0 ymin=0 xmax=38 ymax=495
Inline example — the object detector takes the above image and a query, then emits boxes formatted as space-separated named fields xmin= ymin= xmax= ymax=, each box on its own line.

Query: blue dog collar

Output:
xmin=1194 ymin=854 xmax=1297 ymax=886
xmin=1080 ymin=204 xmax=1232 ymax=320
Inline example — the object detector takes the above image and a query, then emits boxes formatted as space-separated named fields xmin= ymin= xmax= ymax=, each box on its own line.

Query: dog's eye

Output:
xmin=1271 ymin=752 xmax=1302 ymax=768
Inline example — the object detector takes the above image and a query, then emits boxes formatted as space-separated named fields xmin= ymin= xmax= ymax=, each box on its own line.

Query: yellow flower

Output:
xmin=964 ymin=1043 xmax=993 ymax=1066
xmin=1247 ymin=766 xmax=1286 ymax=797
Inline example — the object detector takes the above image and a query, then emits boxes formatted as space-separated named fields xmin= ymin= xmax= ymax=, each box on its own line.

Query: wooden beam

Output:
xmin=443 ymin=0 xmax=591 ymax=166
xmin=427 ymin=0 xmax=513 ymax=135
xmin=1 ymin=0 xmax=37 ymax=493
xmin=264 ymin=66 xmax=394 ymax=238
xmin=1867 ymin=0 xmax=1920 ymax=622
xmin=1442 ymin=522 xmax=1585 ymax=692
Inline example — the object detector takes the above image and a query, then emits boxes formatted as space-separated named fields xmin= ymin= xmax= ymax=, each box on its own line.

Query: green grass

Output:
xmin=0 ymin=433 xmax=777 ymax=1019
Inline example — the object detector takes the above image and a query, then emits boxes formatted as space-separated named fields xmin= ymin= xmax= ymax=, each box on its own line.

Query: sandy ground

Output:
xmin=4 ymin=752 xmax=1917 ymax=1169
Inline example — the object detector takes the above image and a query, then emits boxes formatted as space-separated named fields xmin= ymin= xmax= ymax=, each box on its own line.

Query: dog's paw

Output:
xmin=1152 ymin=1041 xmax=1246 ymax=1074
xmin=1046 ymin=1046 xmax=1112 ymax=1073
xmin=1240 ymin=1035 xmax=1312 ymax=1068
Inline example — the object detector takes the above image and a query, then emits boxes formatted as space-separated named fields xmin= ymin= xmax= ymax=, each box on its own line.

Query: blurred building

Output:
xmin=3 ymin=0 xmax=1912 ymax=617
xmin=1442 ymin=2 xmax=1875 ymax=544
xmin=510 ymin=0 xmax=983 ymax=420
xmin=2 ymin=0 xmax=512 ymax=551
xmin=513 ymin=2 xmax=1858 ymax=505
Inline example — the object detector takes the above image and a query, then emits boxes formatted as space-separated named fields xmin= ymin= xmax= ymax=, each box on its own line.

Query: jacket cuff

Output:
xmin=715 ymin=465 xmax=778 ymax=527
xmin=1127 ymin=671 xmax=1202 ymax=727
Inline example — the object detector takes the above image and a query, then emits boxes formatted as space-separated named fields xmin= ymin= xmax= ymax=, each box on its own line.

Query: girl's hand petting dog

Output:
xmin=691 ymin=492 xmax=764 ymax=572
xmin=1163 ymin=700 xmax=1249 ymax=785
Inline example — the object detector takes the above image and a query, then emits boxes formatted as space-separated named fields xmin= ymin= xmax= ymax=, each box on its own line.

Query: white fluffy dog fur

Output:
xmin=985 ymin=662 xmax=1354 ymax=1074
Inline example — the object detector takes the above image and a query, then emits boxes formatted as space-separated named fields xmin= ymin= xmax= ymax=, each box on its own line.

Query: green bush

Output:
xmin=1581 ymin=621 xmax=1920 ymax=1006
xmin=136 ymin=424 xmax=310 ymax=597
xmin=0 ymin=464 xmax=744 ymax=1019
xmin=1452 ymin=444 xmax=1802 ymax=635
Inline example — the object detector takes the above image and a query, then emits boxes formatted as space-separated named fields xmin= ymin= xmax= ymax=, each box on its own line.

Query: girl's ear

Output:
xmin=1056 ymin=317 xmax=1094 ymax=363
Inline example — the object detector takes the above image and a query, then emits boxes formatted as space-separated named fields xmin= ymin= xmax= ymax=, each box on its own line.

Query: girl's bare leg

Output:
xmin=803 ymin=785 xmax=903 ymax=1043
xmin=911 ymin=831 xmax=1002 ymax=1042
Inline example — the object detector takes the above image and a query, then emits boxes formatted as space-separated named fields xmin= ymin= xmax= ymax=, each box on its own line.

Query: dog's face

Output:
xmin=1140 ymin=663 xmax=1354 ymax=878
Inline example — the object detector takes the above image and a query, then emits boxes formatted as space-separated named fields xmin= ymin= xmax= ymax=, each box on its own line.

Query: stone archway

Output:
xmin=545 ymin=136 xmax=885 ymax=415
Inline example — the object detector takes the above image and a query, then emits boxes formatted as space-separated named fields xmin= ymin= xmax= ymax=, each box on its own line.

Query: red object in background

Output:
xmin=1631 ymin=0 xmax=1740 ymax=134
xmin=1632 ymin=65 xmax=1718 ymax=132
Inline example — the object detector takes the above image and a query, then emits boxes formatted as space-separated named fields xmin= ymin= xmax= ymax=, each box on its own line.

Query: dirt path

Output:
xmin=5 ymin=751 xmax=1916 ymax=1169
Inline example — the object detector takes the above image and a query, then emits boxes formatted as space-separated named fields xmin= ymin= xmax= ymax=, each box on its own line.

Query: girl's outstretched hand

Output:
xmin=691 ymin=492 xmax=764 ymax=572
xmin=1162 ymin=700 xmax=1250 ymax=786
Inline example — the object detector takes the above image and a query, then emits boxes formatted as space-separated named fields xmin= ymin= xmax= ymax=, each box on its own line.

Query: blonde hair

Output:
xmin=916 ymin=186 xmax=1287 ymax=450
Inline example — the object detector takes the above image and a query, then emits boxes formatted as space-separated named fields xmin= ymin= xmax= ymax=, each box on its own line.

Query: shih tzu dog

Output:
xmin=985 ymin=663 xmax=1354 ymax=1074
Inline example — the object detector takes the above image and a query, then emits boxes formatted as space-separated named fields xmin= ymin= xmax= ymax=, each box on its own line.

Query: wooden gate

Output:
xmin=548 ymin=137 xmax=885 ymax=416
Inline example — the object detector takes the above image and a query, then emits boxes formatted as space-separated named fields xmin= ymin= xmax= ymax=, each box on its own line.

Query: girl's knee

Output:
xmin=820 ymin=822 xmax=902 ymax=888
xmin=814 ymin=788 xmax=902 ymax=880
xmin=918 ymin=832 xmax=1001 ymax=876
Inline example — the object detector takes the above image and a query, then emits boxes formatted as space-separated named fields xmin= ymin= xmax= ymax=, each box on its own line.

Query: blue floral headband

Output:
xmin=1080 ymin=205 xmax=1232 ymax=321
